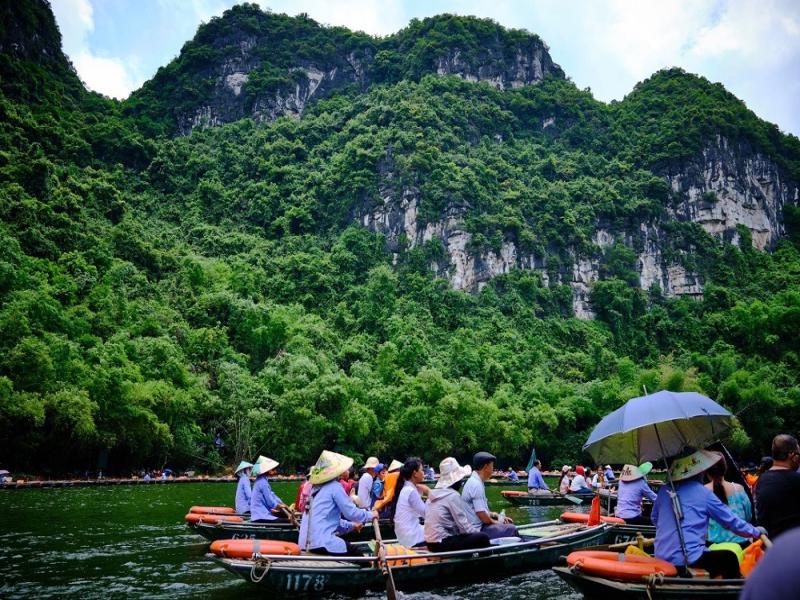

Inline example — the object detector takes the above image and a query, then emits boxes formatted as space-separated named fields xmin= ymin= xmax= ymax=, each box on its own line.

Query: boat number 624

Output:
xmin=284 ymin=574 xmax=328 ymax=591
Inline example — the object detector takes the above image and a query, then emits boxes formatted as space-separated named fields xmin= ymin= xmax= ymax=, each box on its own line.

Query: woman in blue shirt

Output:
xmin=298 ymin=450 xmax=378 ymax=556
xmin=233 ymin=460 xmax=253 ymax=514
xmin=614 ymin=462 xmax=657 ymax=524
xmin=250 ymin=455 xmax=289 ymax=523
xmin=653 ymin=450 xmax=763 ymax=579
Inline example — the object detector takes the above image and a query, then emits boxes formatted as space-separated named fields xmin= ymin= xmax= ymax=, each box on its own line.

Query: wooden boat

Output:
xmin=553 ymin=566 xmax=743 ymax=598
xmin=502 ymin=490 xmax=592 ymax=506
xmin=603 ymin=523 xmax=655 ymax=545
xmin=190 ymin=518 xmax=395 ymax=543
xmin=211 ymin=521 xmax=609 ymax=594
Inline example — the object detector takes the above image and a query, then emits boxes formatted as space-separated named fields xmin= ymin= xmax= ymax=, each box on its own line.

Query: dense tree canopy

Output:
xmin=1 ymin=2 xmax=799 ymax=475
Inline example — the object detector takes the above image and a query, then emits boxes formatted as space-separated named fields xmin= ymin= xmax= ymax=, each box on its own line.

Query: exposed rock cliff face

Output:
xmin=357 ymin=136 xmax=797 ymax=318
xmin=665 ymin=135 xmax=799 ymax=250
xmin=165 ymin=10 xmax=562 ymax=134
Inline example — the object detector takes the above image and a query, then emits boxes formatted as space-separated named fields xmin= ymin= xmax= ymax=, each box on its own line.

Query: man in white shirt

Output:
xmin=462 ymin=451 xmax=518 ymax=539
xmin=357 ymin=456 xmax=379 ymax=508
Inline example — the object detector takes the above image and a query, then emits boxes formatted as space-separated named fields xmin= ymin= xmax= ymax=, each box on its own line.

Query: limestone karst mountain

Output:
xmin=1 ymin=0 xmax=799 ymax=472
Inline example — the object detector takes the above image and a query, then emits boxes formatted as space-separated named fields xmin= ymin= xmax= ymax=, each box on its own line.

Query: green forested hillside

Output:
xmin=1 ymin=1 xmax=799 ymax=474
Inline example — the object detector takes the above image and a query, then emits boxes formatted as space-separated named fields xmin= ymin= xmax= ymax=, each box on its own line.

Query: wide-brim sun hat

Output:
xmin=363 ymin=456 xmax=379 ymax=470
xmin=234 ymin=460 xmax=253 ymax=475
xmin=604 ymin=465 xmax=612 ymax=470
xmin=310 ymin=450 xmax=354 ymax=485
xmin=669 ymin=449 xmax=722 ymax=482
xmin=252 ymin=455 xmax=279 ymax=477
xmin=619 ymin=464 xmax=644 ymax=482
xmin=388 ymin=459 xmax=403 ymax=472
xmin=436 ymin=457 xmax=472 ymax=489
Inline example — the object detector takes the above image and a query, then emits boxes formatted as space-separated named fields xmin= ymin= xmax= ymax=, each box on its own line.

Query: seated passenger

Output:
xmin=462 ymin=451 xmax=519 ymax=539
xmin=424 ymin=457 xmax=491 ymax=552
xmin=391 ymin=457 xmax=428 ymax=548
xmin=558 ymin=465 xmax=571 ymax=493
xmin=527 ymin=460 xmax=549 ymax=494
xmin=653 ymin=450 xmax=762 ymax=579
xmin=233 ymin=460 xmax=253 ymax=514
xmin=569 ymin=466 xmax=592 ymax=494
xmin=615 ymin=463 xmax=657 ymax=525
xmin=370 ymin=463 xmax=388 ymax=508
xmin=250 ymin=455 xmax=289 ymax=523
xmin=298 ymin=451 xmax=377 ymax=556
xmin=705 ymin=452 xmax=753 ymax=544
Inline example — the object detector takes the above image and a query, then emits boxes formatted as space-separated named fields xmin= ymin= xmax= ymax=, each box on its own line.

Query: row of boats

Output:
xmin=185 ymin=496 xmax=743 ymax=598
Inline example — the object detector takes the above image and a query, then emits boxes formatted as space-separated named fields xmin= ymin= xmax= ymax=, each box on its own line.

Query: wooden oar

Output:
xmin=280 ymin=505 xmax=300 ymax=528
xmin=372 ymin=517 xmax=398 ymax=600
xmin=549 ymin=488 xmax=584 ymax=505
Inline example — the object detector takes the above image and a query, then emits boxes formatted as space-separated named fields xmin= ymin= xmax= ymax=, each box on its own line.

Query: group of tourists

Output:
xmin=612 ymin=433 xmax=800 ymax=580
xmin=232 ymin=449 xmax=522 ymax=556
xmin=555 ymin=464 xmax=614 ymax=494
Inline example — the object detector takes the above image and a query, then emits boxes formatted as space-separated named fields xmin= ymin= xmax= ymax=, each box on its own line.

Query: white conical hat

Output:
xmin=388 ymin=459 xmax=403 ymax=472
xmin=234 ymin=461 xmax=253 ymax=475
xmin=251 ymin=455 xmax=279 ymax=477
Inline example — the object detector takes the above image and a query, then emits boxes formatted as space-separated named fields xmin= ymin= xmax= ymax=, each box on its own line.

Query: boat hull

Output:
xmin=505 ymin=493 xmax=592 ymax=506
xmin=602 ymin=523 xmax=656 ymax=545
xmin=213 ymin=523 xmax=608 ymax=594
xmin=190 ymin=520 xmax=395 ymax=542
xmin=553 ymin=566 xmax=743 ymax=599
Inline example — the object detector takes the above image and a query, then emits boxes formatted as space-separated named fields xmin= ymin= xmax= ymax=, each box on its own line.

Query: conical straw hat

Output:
xmin=310 ymin=450 xmax=354 ymax=485
xmin=251 ymin=455 xmax=279 ymax=477
xmin=669 ymin=450 xmax=722 ymax=482
xmin=388 ymin=459 xmax=403 ymax=472
xmin=234 ymin=461 xmax=253 ymax=475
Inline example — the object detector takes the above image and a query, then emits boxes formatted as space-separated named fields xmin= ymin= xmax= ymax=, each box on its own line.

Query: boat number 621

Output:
xmin=284 ymin=574 xmax=328 ymax=591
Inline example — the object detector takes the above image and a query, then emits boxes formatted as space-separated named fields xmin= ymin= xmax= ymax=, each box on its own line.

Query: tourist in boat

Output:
xmin=250 ymin=455 xmax=289 ymax=522
xmin=425 ymin=457 xmax=491 ymax=552
xmin=603 ymin=464 xmax=616 ymax=483
xmin=705 ymin=451 xmax=753 ymax=544
xmin=462 ymin=451 xmax=518 ymax=539
xmin=615 ymin=462 xmax=657 ymax=525
xmin=569 ymin=466 xmax=592 ymax=494
xmin=391 ymin=457 xmax=428 ymax=548
xmin=558 ymin=465 xmax=571 ymax=493
xmin=357 ymin=456 xmax=379 ymax=508
xmin=233 ymin=460 xmax=253 ymax=514
xmin=339 ymin=467 xmax=356 ymax=495
xmin=298 ymin=450 xmax=378 ymax=556
xmin=652 ymin=449 xmax=763 ymax=579
xmin=370 ymin=463 xmax=387 ymax=508
xmin=295 ymin=468 xmax=313 ymax=513
xmin=374 ymin=460 xmax=405 ymax=518
xmin=527 ymin=459 xmax=549 ymax=494
xmin=423 ymin=464 xmax=436 ymax=480
xmin=591 ymin=468 xmax=605 ymax=490
xmin=755 ymin=434 xmax=800 ymax=540
xmin=507 ymin=468 xmax=519 ymax=483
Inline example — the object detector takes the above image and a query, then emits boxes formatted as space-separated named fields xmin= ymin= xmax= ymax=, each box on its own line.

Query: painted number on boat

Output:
xmin=231 ymin=533 xmax=255 ymax=539
xmin=284 ymin=574 xmax=328 ymax=591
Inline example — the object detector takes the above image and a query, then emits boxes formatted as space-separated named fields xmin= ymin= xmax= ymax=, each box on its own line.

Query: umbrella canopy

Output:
xmin=583 ymin=390 xmax=733 ymax=464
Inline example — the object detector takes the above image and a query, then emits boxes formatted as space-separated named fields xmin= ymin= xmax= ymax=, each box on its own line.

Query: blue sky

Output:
xmin=52 ymin=0 xmax=800 ymax=137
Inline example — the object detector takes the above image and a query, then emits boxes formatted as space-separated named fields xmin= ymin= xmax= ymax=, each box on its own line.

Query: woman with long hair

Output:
xmin=391 ymin=457 xmax=429 ymax=547
xmin=704 ymin=451 xmax=754 ymax=545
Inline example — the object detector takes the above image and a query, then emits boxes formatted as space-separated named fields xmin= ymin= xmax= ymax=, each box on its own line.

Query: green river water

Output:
xmin=0 ymin=480 xmax=586 ymax=599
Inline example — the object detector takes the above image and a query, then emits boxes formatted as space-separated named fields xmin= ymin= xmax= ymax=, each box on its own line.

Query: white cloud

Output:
xmin=51 ymin=0 xmax=141 ymax=99
xmin=257 ymin=0 xmax=405 ymax=35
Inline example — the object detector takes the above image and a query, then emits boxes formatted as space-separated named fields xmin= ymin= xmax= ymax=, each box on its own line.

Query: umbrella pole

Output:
xmin=653 ymin=423 xmax=691 ymax=568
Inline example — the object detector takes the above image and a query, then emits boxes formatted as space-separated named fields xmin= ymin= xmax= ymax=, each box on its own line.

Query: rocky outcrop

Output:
xmin=356 ymin=134 xmax=797 ymax=318
xmin=665 ymin=136 xmax=799 ymax=250
xmin=434 ymin=39 xmax=563 ymax=90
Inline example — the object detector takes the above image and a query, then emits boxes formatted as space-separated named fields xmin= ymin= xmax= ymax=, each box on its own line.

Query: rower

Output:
xmin=615 ymin=462 xmax=657 ymax=525
xmin=298 ymin=450 xmax=378 ymax=556
xmin=233 ymin=460 xmax=253 ymax=514
xmin=652 ymin=449 xmax=763 ymax=579
xmin=527 ymin=459 xmax=549 ymax=495
xmin=357 ymin=456 xmax=379 ymax=508
xmin=250 ymin=455 xmax=289 ymax=523
xmin=462 ymin=451 xmax=518 ymax=539
xmin=425 ymin=457 xmax=490 ymax=552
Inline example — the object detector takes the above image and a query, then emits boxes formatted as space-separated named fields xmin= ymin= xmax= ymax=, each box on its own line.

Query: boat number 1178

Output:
xmin=284 ymin=574 xmax=328 ymax=591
